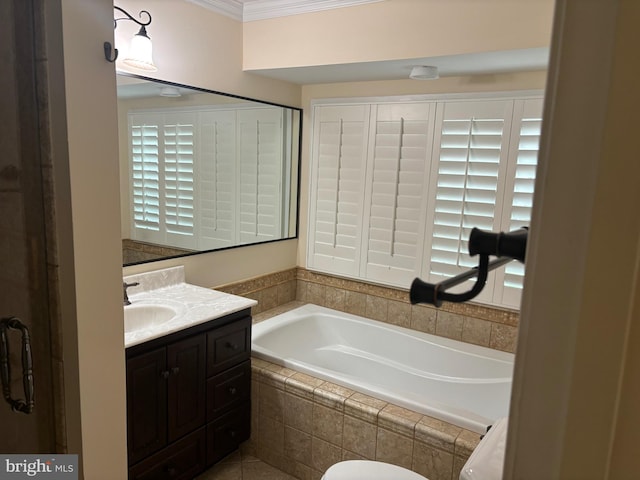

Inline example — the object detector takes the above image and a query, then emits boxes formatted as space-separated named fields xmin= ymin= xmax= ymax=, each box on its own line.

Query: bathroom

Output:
xmin=1 ymin=0 xmax=638 ymax=479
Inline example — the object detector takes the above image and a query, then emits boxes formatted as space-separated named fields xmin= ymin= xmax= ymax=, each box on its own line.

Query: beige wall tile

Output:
xmin=365 ymin=294 xmax=388 ymax=322
xmin=344 ymin=290 xmax=366 ymax=316
xmin=454 ymin=455 xmax=468 ymax=480
xmin=312 ymin=404 xmax=344 ymax=446
xmin=375 ymin=428 xmax=413 ymax=470
xmin=378 ymin=404 xmax=423 ymax=437
xmin=285 ymin=426 xmax=312 ymax=465
xmin=258 ymin=416 xmax=284 ymax=454
xmin=435 ymin=310 xmax=464 ymax=340
xmin=412 ymin=441 xmax=454 ymax=480
xmin=325 ymin=286 xmax=346 ymax=311
xmin=411 ymin=304 xmax=437 ymax=334
xmin=489 ymin=323 xmax=518 ymax=352
xmin=388 ymin=300 xmax=412 ymax=328
xmin=261 ymin=285 xmax=279 ymax=311
xmin=278 ymin=280 xmax=297 ymax=304
xmin=259 ymin=384 xmax=285 ymax=422
xmin=414 ymin=416 xmax=461 ymax=453
xmin=343 ymin=415 xmax=377 ymax=459
xmin=307 ymin=282 xmax=327 ymax=305
xmin=461 ymin=316 xmax=492 ymax=347
xmin=311 ymin=437 xmax=342 ymax=473
xmin=285 ymin=393 xmax=314 ymax=433
xmin=297 ymin=280 xmax=309 ymax=302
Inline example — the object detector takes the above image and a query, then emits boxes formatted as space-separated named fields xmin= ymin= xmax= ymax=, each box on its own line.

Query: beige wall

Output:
xmin=54 ymin=0 xmax=127 ymax=477
xmin=297 ymin=71 xmax=547 ymax=267
xmin=506 ymin=0 xmax=640 ymax=478
xmin=243 ymin=0 xmax=554 ymax=70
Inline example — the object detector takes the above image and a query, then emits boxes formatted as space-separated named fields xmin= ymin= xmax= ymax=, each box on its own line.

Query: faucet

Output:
xmin=123 ymin=281 xmax=140 ymax=306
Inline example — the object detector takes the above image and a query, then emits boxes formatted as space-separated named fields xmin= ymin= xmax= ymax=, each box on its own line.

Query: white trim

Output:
xmin=243 ymin=0 xmax=384 ymax=22
xmin=185 ymin=0 xmax=383 ymax=22
xmin=310 ymin=90 xmax=545 ymax=107
xmin=184 ymin=0 xmax=244 ymax=21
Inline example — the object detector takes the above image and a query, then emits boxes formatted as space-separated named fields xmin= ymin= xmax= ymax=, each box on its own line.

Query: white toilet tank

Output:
xmin=459 ymin=417 xmax=508 ymax=480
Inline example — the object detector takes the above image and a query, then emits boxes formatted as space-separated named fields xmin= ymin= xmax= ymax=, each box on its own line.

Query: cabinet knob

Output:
xmin=225 ymin=341 xmax=239 ymax=351
xmin=228 ymin=386 xmax=237 ymax=395
xmin=228 ymin=429 xmax=237 ymax=438
xmin=171 ymin=367 xmax=180 ymax=376
xmin=161 ymin=370 xmax=170 ymax=379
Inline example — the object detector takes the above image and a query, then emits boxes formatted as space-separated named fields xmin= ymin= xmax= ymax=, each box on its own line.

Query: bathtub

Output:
xmin=251 ymin=304 xmax=514 ymax=434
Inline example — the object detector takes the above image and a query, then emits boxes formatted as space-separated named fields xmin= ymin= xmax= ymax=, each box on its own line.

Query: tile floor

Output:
xmin=196 ymin=449 xmax=296 ymax=480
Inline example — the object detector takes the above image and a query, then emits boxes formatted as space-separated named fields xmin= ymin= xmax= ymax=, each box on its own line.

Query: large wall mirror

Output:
xmin=117 ymin=74 xmax=301 ymax=266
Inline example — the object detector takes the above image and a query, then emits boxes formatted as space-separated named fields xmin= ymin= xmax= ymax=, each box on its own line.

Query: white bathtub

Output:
xmin=251 ymin=304 xmax=514 ymax=434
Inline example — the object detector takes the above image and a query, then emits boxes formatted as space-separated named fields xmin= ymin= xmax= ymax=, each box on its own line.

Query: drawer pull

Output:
xmin=161 ymin=370 xmax=170 ymax=380
xmin=171 ymin=367 xmax=180 ymax=376
xmin=228 ymin=429 xmax=237 ymax=438
xmin=228 ymin=386 xmax=237 ymax=395
xmin=225 ymin=341 xmax=239 ymax=351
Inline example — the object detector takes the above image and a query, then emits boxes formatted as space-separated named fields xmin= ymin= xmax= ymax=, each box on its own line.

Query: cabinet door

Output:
xmin=127 ymin=347 xmax=168 ymax=465
xmin=167 ymin=334 xmax=206 ymax=443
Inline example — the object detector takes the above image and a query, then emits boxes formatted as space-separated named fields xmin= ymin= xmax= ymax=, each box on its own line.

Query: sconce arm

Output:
xmin=113 ymin=6 xmax=152 ymax=29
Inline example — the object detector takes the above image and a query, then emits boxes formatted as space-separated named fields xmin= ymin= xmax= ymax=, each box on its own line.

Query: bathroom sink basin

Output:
xmin=124 ymin=304 xmax=178 ymax=333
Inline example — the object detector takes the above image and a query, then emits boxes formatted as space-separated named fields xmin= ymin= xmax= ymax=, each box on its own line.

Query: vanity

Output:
xmin=123 ymin=267 xmax=256 ymax=479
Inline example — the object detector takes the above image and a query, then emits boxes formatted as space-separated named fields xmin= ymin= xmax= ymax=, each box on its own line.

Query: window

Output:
xmin=308 ymin=94 xmax=543 ymax=309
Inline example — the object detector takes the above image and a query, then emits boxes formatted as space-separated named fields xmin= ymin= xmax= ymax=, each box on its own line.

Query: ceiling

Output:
xmin=184 ymin=0 xmax=549 ymax=85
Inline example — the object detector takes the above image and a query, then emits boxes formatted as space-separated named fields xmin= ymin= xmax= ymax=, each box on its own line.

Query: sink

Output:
xmin=124 ymin=304 xmax=178 ymax=333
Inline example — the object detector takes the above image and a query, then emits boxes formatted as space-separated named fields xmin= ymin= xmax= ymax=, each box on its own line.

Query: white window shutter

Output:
xmin=130 ymin=114 xmax=162 ymax=243
xmin=308 ymin=104 xmax=370 ymax=276
xmin=162 ymin=113 xmax=196 ymax=249
xmin=197 ymin=110 xmax=237 ymax=250
xmin=423 ymin=100 xmax=514 ymax=302
xmin=495 ymin=98 xmax=544 ymax=307
xmin=361 ymin=103 xmax=435 ymax=287
xmin=236 ymin=108 xmax=284 ymax=244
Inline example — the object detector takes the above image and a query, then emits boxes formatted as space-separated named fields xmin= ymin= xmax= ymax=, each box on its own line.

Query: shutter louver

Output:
xmin=163 ymin=115 xmax=195 ymax=248
xmin=308 ymin=105 xmax=370 ymax=276
xmin=237 ymin=108 xmax=284 ymax=244
xmin=499 ymin=99 xmax=543 ymax=306
xmin=198 ymin=111 xmax=236 ymax=250
xmin=362 ymin=103 xmax=434 ymax=286
xmin=131 ymin=118 xmax=161 ymax=237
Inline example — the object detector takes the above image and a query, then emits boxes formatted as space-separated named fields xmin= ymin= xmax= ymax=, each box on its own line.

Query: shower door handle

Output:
xmin=0 ymin=316 xmax=34 ymax=414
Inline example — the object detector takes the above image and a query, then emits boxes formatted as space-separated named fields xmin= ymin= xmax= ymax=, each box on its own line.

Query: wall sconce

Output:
xmin=104 ymin=6 xmax=157 ymax=72
xmin=409 ymin=65 xmax=439 ymax=80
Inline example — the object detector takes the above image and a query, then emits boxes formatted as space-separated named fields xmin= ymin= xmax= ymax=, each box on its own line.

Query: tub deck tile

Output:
xmin=455 ymin=429 xmax=482 ymax=457
xmin=415 ymin=416 xmax=462 ymax=453
xmin=284 ymin=373 xmax=325 ymax=400
xmin=379 ymin=404 xmax=424 ymax=437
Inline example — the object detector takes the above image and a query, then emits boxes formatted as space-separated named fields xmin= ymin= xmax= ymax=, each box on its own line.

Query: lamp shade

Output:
xmin=122 ymin=27 xmax=157 ymax=72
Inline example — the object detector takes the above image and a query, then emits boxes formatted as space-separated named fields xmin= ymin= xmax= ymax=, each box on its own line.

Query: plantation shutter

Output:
xmin=197 ymin=110 xmax=237 ymax=250
xmin=130 ymin=114 xmax=162 ymax=243
xmin=236 ymin=108 xmax=284 ymax=244
xmin=308 ymin=104 xmax=370 ymax=276
xmin=162 ymin=113 xmax=196 ymax=249
xmin=361 ymin=103 xmax=435 ymax=286
xmin=423 ymin=100 xmax=513 ymax=301
xmin=495 ymin=98 xmax=544 ymax=307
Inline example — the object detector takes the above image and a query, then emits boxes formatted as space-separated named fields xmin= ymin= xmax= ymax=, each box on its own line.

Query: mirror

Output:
xmin=117 ymin=74 xmax=301 ymax=266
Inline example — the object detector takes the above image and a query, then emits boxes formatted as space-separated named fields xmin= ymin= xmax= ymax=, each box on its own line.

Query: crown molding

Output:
xmin=186 ymin=0 xmax=384 ymax=22
xmin=184 ymin=0 xmax=244 ymax=21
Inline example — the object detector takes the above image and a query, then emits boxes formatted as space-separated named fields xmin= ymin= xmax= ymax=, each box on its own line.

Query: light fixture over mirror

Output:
xmin=117 ymin=74 xmax=302 ymax=267
xmin=104 ymin=6 xmax=157 ymax=72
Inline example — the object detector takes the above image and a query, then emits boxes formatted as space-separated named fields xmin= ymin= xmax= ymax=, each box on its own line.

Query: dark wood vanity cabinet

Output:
xmin=126 ymin=310 xmax=251 ymax=479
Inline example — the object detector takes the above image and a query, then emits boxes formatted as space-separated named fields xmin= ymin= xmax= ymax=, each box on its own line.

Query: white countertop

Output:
xmin=124 ymin=266 xmax=257 ymax=348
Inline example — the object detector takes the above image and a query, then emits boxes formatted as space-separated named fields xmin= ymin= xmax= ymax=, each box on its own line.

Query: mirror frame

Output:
xmin=117 ymin=72 xmax=303 ymax=267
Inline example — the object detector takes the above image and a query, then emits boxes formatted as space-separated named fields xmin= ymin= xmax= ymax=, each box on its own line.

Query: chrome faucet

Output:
xmin=123 ymin=281 xmax=140 ymax=306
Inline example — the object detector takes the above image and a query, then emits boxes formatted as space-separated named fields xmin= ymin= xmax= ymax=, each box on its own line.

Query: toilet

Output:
xmin=322 ymin=417 xmax=508 ymax=480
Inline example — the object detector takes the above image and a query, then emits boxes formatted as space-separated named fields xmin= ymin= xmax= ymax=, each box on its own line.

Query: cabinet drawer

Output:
xmin=207 ymin=316 xmax=251 ymax=375
xmin=206 ymin=402 xmax=251 ymax=466
xmin=207 ymin=360 xmax=251 ymax=421
xmin=129 ymin=427 xmax=206 ymax=480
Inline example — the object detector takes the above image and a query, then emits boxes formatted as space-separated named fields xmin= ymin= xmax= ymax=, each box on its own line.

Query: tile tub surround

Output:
xmin=248 ymin=357 xmax=481 ymax=480
xmin=216 ymin=267 xmax=519 ymax=353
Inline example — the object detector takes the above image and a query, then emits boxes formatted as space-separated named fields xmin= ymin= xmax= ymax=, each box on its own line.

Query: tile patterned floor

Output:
xmin=196 ymin=450 xmax=297 ymax=480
